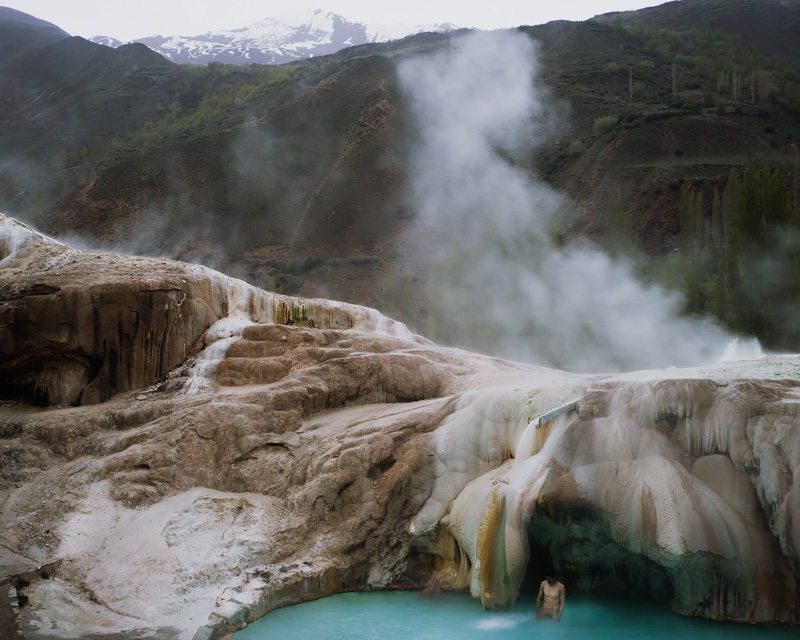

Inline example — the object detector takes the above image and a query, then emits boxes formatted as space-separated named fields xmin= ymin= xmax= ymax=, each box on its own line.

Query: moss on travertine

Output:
xmin=272 ymin=298 xmax=355 ymax=330
xmin=475 ymin=485 xmax=507 ymax=609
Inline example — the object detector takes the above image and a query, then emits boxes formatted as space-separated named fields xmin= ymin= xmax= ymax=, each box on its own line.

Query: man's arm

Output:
xmin=556 ymin=584 xmax=565 ymax=621
xmin=535 ymin=582 xmax=544 ymax=618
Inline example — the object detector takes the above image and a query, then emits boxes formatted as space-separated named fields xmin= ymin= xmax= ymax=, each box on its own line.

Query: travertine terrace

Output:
xmin=1 ymin=214 xmax=798 ymax=638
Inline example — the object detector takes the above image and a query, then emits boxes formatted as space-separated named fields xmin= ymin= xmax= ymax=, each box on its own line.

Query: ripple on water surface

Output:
xmin=233 ymin=591 xmax=797 ymax=640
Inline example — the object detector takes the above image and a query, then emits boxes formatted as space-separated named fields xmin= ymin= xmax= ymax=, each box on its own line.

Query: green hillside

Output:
xmin=2 ymin=0 xmax=800 ymax=351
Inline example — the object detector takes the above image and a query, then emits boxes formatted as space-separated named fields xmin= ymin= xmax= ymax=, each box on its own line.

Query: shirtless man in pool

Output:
xmin=536 ymin=576 xmax=565 ymax=622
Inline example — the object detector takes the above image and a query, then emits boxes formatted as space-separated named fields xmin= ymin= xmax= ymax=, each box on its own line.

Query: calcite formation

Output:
xmin=423 ymin=371 xmax=800 ymax=622
xmin=0 ymin=214 xmax=798 ymax=639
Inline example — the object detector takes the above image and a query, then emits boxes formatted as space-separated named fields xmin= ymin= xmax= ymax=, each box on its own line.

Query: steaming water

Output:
xmin=0 ymin=212 xmax=63 ymax=267
xmin=720 ymin=338 xmax=765 ymax=361
xmin=233 ymin=591 xmax=796 ymax=640
xmin=396 ymin=32 xmax=738 ymax=373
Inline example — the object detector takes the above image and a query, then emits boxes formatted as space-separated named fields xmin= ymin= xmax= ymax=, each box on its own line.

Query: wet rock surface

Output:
xmin=0 ymin=215 xmax=228 ymax=406
xmin=1 ymin=215 xmax=799 ymax=638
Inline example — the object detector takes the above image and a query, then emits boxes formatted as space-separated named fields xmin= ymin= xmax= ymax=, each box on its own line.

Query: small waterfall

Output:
xmin=514 ymin=395 xmax=581 ymax=461
xmin=183 ymin=275 xmax=256 ymax=394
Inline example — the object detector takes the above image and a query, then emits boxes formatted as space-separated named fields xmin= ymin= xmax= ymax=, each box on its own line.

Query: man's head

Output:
xmin=546 ymin=576 xmax=555 ymax=585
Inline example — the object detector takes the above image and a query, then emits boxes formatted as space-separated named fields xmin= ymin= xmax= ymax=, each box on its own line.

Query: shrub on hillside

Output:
xmin=593 ymin=115 xmax=619 ymax=137
xmin=632 ymin=81 xmax=648 ymax=100
xmin=566 ymin=139 xmax=585 ymax=156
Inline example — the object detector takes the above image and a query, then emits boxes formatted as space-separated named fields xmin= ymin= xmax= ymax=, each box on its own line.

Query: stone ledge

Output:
xmin=193 ymin=565 xmax=365 ymax=640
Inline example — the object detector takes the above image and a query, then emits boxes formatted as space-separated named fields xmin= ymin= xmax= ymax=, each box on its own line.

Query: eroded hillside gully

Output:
xmin=0 ymin=212 xmax=799 ymax=639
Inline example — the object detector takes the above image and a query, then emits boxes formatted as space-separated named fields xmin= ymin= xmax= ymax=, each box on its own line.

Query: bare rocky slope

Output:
xmin=1 ymin=213 xmax=799 ymax=639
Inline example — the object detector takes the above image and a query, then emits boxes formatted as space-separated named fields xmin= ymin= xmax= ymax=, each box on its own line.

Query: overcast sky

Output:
xmin=8 ymin=0 xmax=662 ymax=41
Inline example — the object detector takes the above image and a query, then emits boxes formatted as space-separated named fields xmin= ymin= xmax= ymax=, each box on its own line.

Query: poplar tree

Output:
xmin=731 ymin=70 xmax=742 ymax=103
xmin=763 ymin=161 xmax=788 ymax=227
xmin=721 ymin=169 xmax=742 ymax=330
xmin=672 ymin=62 xmax=677 ymax=96
xmin=707 ymin=188 xmax=726 ymax=320
xmin=693 ymin=192 xmax=705 ymax=261
xmin=673 ymin=164 xmax=796 ymax=343
xmin=711 ymin=188 xmax=723 ymax=251
xmin=678 ymin=187 xmax=705 ymax=260
xmin=733 ymin=165 xmax=762 ymax=243
xmin=721 ymin=168 xmax=741 ymax=232
xmin=717 ymin=69 xmax=729 ymax=94
xmin=755 ymin=70 xmax=771 ymax=104
xmin=629 ymin=68 xmax=633 ymax=100
xmin=678 ymin=183 xmax=696 ymax=261
xmin=677 ymin=184 xmax=707 ymax=314
xmin=792 ymin=162 xmax=800 ymax=224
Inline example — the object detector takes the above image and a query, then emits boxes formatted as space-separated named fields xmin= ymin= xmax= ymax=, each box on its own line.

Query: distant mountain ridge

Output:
xmin=90 ymin=9 xmax=458 ymax=65
xmin=0 ymin=6 xmax=71 ymax=64
xmin=0 ymin=6 xmax=68 ymax=34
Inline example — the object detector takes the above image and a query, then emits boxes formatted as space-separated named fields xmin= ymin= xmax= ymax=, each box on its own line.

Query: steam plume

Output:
xmin=398 ymin=31 xmax=732 ymax=372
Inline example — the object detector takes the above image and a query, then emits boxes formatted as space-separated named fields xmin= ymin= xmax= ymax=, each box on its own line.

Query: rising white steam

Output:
xmin=398 ymin=31 xmax=733 ymax=372
xmin=720 ymin=338 xmax=764 ymax=362
xmin=0 ymin=213 xmax=64 ymax=267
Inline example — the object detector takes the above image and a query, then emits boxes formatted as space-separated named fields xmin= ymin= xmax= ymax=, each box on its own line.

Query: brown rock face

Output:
xmin=0 ymin=215 xmax=228 ymax=405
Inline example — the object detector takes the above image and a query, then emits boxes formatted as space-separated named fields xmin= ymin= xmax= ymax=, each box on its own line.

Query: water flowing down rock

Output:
xmin=0 ymin=214 xmax=798 ymax=639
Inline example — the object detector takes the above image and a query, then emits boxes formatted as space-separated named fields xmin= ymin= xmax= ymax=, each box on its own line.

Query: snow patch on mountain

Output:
xmin=90 ymin=9 xmax=458 ymax=65
xmin=364 ymin=20 xmax=459 ymax=43
xmin=91 ymin=36 xmax=123 ymax=48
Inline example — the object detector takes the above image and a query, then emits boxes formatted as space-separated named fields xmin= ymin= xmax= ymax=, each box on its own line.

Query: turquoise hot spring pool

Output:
xmin=232 ymin=590 xmax=798 ymax=640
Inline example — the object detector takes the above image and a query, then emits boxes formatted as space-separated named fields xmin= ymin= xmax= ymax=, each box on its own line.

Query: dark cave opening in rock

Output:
xmin=0 ymin=373 xmax=37 ymax=405
xmin=520 ymin=535 xmax=556 ymax=593
xmin=521 ymin=517 xmax=676 ymax=606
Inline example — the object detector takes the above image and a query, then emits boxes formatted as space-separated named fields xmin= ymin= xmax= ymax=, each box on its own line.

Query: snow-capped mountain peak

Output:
xmin=91 ymin=9 xmax=458 ymax=65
